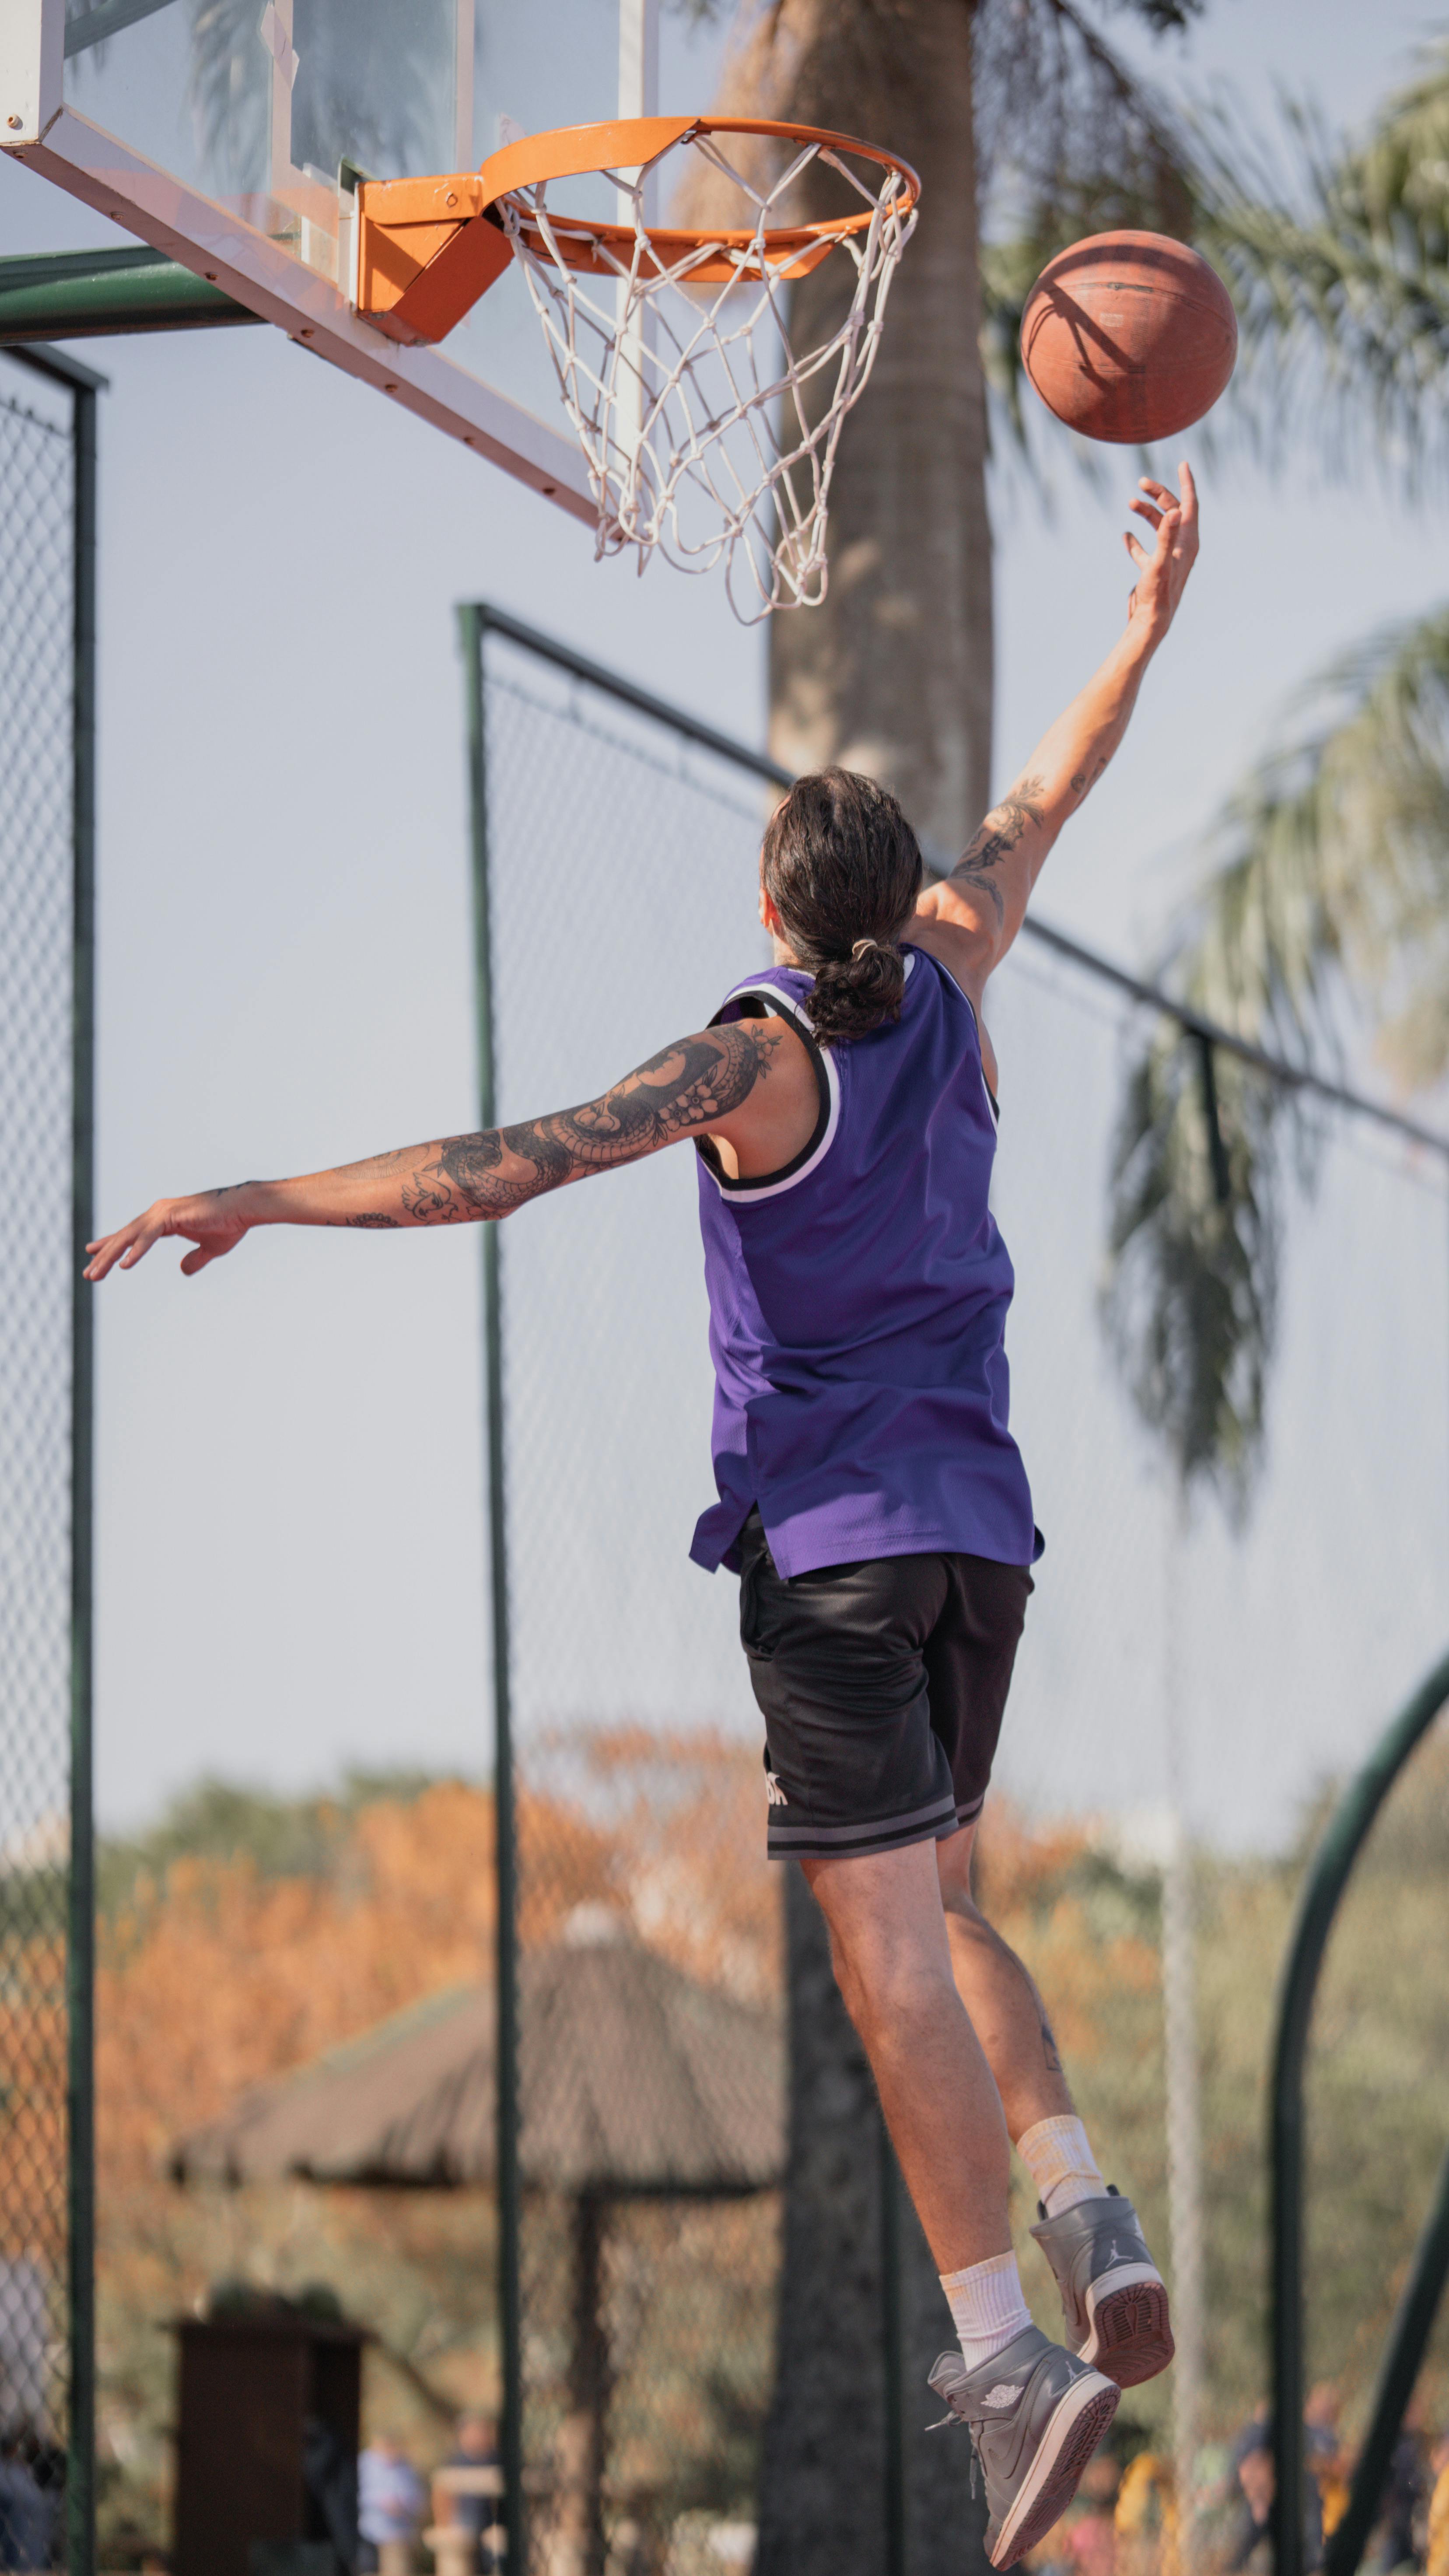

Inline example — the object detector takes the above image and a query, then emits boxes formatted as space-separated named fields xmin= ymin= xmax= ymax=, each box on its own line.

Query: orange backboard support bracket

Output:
xmin=355 ymin=118 xmax=696 ymax=347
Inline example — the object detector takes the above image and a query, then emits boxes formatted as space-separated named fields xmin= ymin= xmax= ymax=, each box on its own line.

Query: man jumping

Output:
xmin=88 ymin=466 xmax=1199 ymax=2565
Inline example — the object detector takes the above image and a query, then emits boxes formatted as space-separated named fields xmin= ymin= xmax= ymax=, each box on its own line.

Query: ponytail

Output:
xmin=808 ymin=935 xmax=909 ymax=1046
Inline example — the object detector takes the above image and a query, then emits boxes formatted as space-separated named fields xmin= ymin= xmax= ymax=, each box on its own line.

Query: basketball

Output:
xmin=1020 ymin=231 xmax=1238 ymax=444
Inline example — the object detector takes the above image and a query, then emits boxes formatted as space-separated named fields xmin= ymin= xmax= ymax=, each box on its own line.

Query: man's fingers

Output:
xmin=84 ymin=1194 xmax=246 ymax=1284
xmin=1123 ymin=529 xmax=1148 ymax=566
xmin=1177 ymin=459 xmax=1198 ymax=520
xmin=84 ymin=1233 xmax=142 ymax=1281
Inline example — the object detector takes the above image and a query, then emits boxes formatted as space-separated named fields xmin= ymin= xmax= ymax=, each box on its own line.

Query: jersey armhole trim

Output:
xmin=907 ymin=941 xmax=1000 ymax=1123
xmin=695 ymin=983 xmax=841 ymax=1199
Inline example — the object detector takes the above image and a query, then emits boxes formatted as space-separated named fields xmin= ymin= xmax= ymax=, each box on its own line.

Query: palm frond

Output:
xmin=1104 ymin=599 xmax=1449 ymax=1498
xmin=974 ymin=0 xmax=1203 ymax=461
xmin=1198 ymin=47 xmax=1449 ymax=494
xmin=1102 ymin=1025 xmax=1282 ymax=1504
xmin=1173 ymin=605 xmax=1449 ymax=1085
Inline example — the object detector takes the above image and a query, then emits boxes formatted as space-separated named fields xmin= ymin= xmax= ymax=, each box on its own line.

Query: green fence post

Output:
xmin=1324 ymin=2143 xmax=1449 ymax=2576
xmin=459 ymin=603 xmax=524 ymax=2572
xmin=1270 ymin=1646 xmax=1449 ymax=2576
xmin=68 ymin=364 xmax=98 ymax=2576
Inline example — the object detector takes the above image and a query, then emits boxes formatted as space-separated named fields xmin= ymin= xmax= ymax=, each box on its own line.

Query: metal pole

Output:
xmin=880 ymin=2127 xmax=906 ymax=2576
xmin=1160 ymin=1822 xmax=1203 ymax=2576
xmin=614 ymin=5 xmax=658 ymax=469
xmin=1161 ymin=1070 xmax=1219 ymax=2576
xmin=459 ymin=603 xmax=524 ymax=2570
xmin=67 ymin=370 xmax=98 ymax=2576
xmin=0 ymin=247 xmax=260 ymax=345
xmin=1269 ymin=1647 xmax=1449 ymax=2576
xmin=1324 ymin=2141 xmax=1449 ymax=2576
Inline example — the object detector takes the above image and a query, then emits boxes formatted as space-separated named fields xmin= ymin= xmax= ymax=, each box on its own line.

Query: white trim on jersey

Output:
xmin=698 ymin=978 xmax=843 ymax=1202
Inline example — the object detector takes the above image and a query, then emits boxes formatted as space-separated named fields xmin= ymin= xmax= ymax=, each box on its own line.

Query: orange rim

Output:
xmin=481 ymin=114 xmax=922 ymax=284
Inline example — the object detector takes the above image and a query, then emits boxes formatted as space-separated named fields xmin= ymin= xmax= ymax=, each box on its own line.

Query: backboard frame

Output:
xmin=0 ymin=0 xmax=595 ymax=518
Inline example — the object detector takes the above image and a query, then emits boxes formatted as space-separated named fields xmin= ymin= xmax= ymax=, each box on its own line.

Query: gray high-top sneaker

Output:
xmin=1029 ymin=2187 xmax=1174 ymax=2389
xmin=927 ymin=2324 xmax=1119 ymax=2568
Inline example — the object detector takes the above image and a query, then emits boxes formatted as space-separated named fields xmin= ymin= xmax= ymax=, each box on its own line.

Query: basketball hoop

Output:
xmin=355 ymin=118 xmax=920 ymax=623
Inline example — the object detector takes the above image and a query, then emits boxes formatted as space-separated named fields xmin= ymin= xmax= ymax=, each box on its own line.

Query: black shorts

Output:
xmin=736 ymin=1510 xmax=1033 ymax=1863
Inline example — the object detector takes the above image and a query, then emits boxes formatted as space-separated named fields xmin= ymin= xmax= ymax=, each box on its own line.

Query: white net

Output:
xmin=497 ymin=124 xmax=918 ymax=622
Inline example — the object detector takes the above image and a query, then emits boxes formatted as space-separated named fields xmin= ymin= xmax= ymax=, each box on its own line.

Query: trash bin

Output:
xmin=172 ymin=2302 xmax=368 ymax=2576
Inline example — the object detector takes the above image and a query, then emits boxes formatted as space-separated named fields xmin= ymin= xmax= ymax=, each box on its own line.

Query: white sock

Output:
xmin=1017 ymin=2113 xmax=1106 ymax=2218
xmin=940 ymin=2249 xmax=1033 ymax=2373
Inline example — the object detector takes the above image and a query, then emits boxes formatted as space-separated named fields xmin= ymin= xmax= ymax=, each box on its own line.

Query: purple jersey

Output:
xmin=690 ymin=948 xmax=1040 ymax=1581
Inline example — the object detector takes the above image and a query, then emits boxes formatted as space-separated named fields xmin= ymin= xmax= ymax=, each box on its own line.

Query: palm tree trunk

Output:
xmin=751 ymin=6 xmax=997 ymax=2567
xmin=765 ymin=0 xmax=994 ymax=859
xmin=756 ymin=1864 xmax=887 ymax=2576
xmin=757 ymin=1869 xmax=990 ymax=2576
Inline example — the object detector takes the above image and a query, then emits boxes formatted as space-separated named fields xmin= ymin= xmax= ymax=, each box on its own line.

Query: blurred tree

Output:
xmin=1104 ymin=43 xmax=1449 ymax=1500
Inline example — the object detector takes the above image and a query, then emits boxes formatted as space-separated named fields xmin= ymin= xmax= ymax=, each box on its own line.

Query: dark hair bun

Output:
xmin=760 ymin=768 xmax=923 ymax=1048
xmin=808 ymin=942 xmax=908 ymax=1045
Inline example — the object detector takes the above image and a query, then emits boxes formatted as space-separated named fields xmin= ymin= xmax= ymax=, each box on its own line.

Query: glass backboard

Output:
xmin=0 ymin=0 xmax=658 ymax=515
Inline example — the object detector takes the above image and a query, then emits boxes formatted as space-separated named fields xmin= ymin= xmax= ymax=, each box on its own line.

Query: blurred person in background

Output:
xmin=1306 ymin=2384 xmax=1351 ymax=2550
xmin=358 ymin=2431 xmax=427 ymax=2573
xmin=1113 ymin=2447 xmax=1172 ymax=2576
xmin=1228 ymin=2437 xmax=1276 ymax=2575
xmin=0 ymin=2433 xmax=55 ymax=2573
xmin=1064 ymin=2448 xmax=1120 ymax=2576
xmin=1424 ymin=2431 xmax=1449 ymax=2576
xmin=434 ymin=2412 xmax=504 ymax=2570
xmin=1231 ymin=2403 xmax=1272 ymax=2472
xmin=1376 ymin=2411 xmax=1427 ymax=2576
xmin=1228 ymin=2418 xmax=1330 ymax=2576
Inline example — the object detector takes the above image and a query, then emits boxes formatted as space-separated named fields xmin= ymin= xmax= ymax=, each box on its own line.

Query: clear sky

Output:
xmin=4 ymin=0 xmax=1446 ymax=1845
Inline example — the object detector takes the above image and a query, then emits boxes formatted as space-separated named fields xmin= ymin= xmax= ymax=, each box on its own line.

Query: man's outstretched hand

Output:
xmin=85 ymin=1188 xmax=254 ymax=1282
xmin=1124 ymin=462 xmax=1198 ymax=640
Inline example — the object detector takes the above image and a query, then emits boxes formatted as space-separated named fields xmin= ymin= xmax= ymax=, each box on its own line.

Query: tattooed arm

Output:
xmin=84 ymin=1016 xmax=817 ymax=1282
xmin=910 ymin=464 xmax=1200 ymax=1008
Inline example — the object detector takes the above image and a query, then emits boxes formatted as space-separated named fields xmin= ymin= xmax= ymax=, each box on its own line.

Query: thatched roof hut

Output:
xmin=171 ymin=1908 xmax=784 ymax=2196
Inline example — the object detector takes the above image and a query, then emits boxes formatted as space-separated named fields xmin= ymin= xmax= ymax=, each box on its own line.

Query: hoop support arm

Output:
xmin=356 ymin=117 xmax=697 ymax=345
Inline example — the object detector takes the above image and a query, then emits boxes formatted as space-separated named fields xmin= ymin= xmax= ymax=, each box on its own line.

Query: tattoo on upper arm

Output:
xmin=948 ymin=772 xmax=1046 ymax=928
xmin=398 ymin=1023 xmax=784 ymax=1225
xmin=1071 ymin=758 xmax=1109 ymax=802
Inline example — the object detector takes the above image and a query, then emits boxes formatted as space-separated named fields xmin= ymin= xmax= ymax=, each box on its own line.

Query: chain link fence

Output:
xmin=463 ymin=603 xmax=1449 ymax=2576
xmin=0 ymin=344 xmax=97 ymax=2570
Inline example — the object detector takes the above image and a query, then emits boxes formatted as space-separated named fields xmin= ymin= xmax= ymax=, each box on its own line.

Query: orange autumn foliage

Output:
xmin=98 ymin=1783 xmax=501 ymax=2190
xmin=0 ymin=1941 xmax=66 ymax=2252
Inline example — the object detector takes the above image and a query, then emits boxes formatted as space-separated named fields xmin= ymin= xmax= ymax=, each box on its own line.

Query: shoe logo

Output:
xmin=766 ymin=1773 xmax=788 ymax=1808
xmin=979 ymin=2385 xmax=1018 ymax=2410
